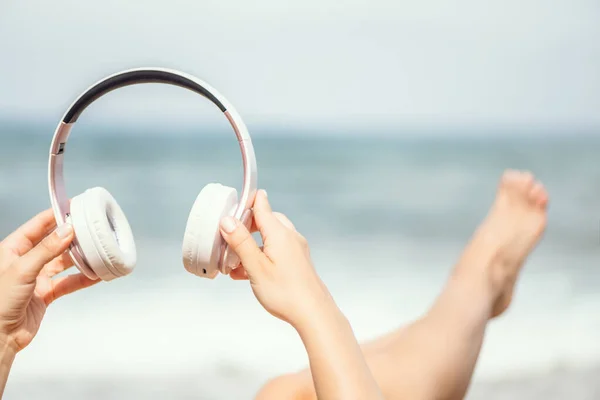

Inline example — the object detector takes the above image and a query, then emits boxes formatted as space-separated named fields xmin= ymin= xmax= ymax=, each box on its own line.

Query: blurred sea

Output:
xmin=1 ymin=121 xmax=599 ymax=399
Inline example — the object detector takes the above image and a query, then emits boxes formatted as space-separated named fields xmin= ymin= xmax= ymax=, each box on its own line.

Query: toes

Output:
xmin=499 ymin=169 xmax=549 ymax=208
xmin=521 ymin=171 xmax=535 ymax=188
xmin=501 ymin=169 xmax=520 ymax=185
xmin=517 ymin=170 xmax=535 ymax=191
xmin=501 ymin=169 xmax=535 ymax=191
xmin=529 ymin=181 xmax=549 ymax=208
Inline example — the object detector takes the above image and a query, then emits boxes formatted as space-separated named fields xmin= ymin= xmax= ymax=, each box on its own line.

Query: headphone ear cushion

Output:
xmin=70 ymin=187 xmax=137 ymax=281
xmin=182 ymin=183 xmax=238 ymax=278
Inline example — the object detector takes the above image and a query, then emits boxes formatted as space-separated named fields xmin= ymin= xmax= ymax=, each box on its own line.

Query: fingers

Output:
xmin=229 ymin=245 xmax=264 ymax=280
xmin=273 ymin=212 xmax=296 ymax=231
xmin=1 ymin=208 xmax=57 ymax=256
xmin=230 ymin=267 xmax=249 ymax=280
xmin=13 ymin=224 xmax=74 ymax=284
xmin=249 ymin=219 xmax=259 ymax=233
xmin=253 ymin=190 xmax=286 ymax=238
xmin=223 ymin=190 xmax=298 ymax=281
xmin=40 ymin=252 xmax=75 ymax=277
xmin=220 ymin=216 xmax=269 ymax=277
xmin=246 ymin=192 xmax=295 ymax=235
xmin=247 ymin=212 xmax=289 ymax=233
xmin=43 ymin=273 xmax=100 ymax=305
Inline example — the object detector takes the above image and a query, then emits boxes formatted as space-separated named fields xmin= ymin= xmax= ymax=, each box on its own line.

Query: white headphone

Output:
xmin=48 ymin=68 xmax=258 ymax=281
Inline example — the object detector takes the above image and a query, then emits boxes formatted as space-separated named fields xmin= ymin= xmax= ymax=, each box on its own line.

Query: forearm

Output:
xmin=0 ymin=341 xmax=16 ymax=398
xmin=294 ymin=299 xmax=383 ymax=400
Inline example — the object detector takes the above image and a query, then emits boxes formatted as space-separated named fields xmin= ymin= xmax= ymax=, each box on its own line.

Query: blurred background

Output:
xmin=1 ymin=1 xmax=599 ymax=399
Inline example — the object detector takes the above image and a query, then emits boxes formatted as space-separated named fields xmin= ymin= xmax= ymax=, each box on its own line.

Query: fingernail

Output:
xmin=220 ymin=216 xmax=238 ymax=233
xmin=55 ymin=223 xmax=73 ymax=239
xmin=261 ymin=189 xmax=268 ymax=198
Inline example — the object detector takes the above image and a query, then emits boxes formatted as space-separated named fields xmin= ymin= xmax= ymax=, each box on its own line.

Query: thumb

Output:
xmin=220 ymin=216 xmax=269 ymax=277
xmin=14 ymin=223 xmax=74 ymax=283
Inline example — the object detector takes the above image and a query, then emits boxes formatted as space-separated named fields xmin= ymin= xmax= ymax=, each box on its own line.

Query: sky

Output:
xmin=0 ymin=0 xmax=599 ymax=132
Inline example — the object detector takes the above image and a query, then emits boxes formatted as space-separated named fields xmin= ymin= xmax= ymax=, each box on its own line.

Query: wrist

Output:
xmin=0 ymin=337 xmax=17 ymax=368
xmin=292 ymin=295 xmax=347 ymax=338
xmin=0 ymin=336 xmax=16 ymax=398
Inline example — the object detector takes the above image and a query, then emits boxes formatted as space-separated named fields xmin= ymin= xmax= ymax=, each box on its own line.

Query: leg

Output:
xmin=256 ymin=170 xmax=548 ymax=400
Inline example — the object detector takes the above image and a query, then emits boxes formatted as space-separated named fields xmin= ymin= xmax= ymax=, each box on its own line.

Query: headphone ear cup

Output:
xmin=70 ymin=187 xmax=137 ymax=281
xmin=182 ymin=183 xmax=238 ymax=278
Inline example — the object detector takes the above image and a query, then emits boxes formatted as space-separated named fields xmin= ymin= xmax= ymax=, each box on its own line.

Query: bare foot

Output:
xmin=460 ymin=170 xmax=548 ymax=318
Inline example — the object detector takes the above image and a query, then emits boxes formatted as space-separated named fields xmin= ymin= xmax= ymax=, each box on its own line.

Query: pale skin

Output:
xmin=0 ymin=169 xmax=548 ymax=400
xmin=0 ymin=194 xmax=385 ymax=400
xmin=0 ymin=209 xmax=99 ymax=397
xmin=220 ymin=189 xmax=385 ymax=400
xmin=252 ymin=169 xmax=549 ymax=400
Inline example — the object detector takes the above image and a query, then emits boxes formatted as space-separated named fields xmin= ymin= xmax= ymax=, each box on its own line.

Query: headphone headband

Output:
xmin=48 ymin=68 xmax=257 ymax=277
xmin=62 ymin=69 xmax=228 ymax=123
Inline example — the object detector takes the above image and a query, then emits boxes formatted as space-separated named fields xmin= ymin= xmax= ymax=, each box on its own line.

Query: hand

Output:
xmin=219 ymin=190 xmax=334 ymax=327
xmin=221 ymin=192 xmax=385 ymax=400
xmin=0 ymin=208 xmax=99 ymax=354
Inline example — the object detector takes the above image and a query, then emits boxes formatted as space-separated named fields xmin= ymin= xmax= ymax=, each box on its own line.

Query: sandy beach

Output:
xmin=5 ymin=364 xmax=600 ymax=399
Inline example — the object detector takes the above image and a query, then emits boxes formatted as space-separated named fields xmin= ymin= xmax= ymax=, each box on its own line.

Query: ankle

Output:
xmin=449 ymin=255 xmax=497 ymax=317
